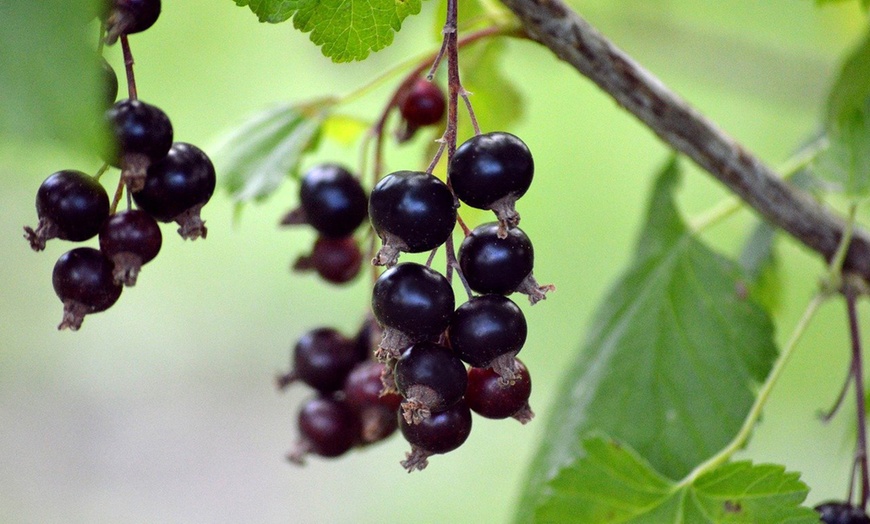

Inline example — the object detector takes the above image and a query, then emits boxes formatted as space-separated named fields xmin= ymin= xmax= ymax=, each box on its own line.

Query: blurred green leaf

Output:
xmin=233 ymin=0 xmax=423 ymax=62
xmin=816 ymin=98 xmax=870 ymax=196
xmin=0 ymin=0 xmax=107 ymax=152
xmin=214 ymin=99 xmax=334 ymax=205
xmin=739 ymin=221 xmax=782 ymax=312
xmin=814 ymin=0 xmax=870 ymax=10
xmin=827 ymin=29 xmax=870 ymax=124
xmin=459 ymin=39 xmax=523 ymax=136
xmin=515 ymin=158 xmax=778 ymax=522
xmin=535 ymin=436 xmax=817 ymax=523
xmin=321 ymin=114 xmax=370 ymax=146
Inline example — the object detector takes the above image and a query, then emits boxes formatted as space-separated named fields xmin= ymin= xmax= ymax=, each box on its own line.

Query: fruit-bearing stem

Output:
xmin=120 ymin=35 xmax=138 ymax=100
xmin=846 ymin=290 xmax=870 ymax=510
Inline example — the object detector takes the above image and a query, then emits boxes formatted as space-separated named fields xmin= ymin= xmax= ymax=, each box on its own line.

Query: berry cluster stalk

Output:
xmin=846 ymin=290 xmax=870 ymax=510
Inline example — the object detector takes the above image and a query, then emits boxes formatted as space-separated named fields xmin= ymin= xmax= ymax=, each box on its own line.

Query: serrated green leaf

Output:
xmin=816 ymin=98 xmax=870 ymax=196
xmin=458 ymin=38 xmax=523 ymax=136
xmin=535 ymin=436 xmax=817 ymax=523
xmin=515 ymin=158 xmax=778 ymax=523
xmin=234 ymin=0 xmax=423 ymax=62
xmin=213 ymin=99 xmax=334 ymax=205
xmin=0 ymin=0 xmax=107 ymax=152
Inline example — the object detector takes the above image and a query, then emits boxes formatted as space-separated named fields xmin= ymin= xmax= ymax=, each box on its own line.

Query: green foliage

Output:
xmin=827 ymin=28 xmax=870 ymax=129
xmin=233 ymin=0 xmax=424 ymax=62
xmin=515 ymin=159 xmax=779 ymax=522
xmin=814 ymin=0 xmax=870 ymax=10
xmin=458 ymin=39 xmax=524 ymax=136
xmin=0 ymin=0 xmax=106 ymax=152
xmin=535 ymin=436 xmax=817 ymax=523
xmin=739 ymin=222 xmax=782 ymax=313
xmin=816 ymin=98 xmax=870 ymax=196
xmin=214 ymin=99 xmax=335 ymax=205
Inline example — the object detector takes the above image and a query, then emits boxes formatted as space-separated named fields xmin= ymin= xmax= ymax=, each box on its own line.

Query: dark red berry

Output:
xmin=52 ymin=247 xmax=123 ymax=331
xmin=371 ymin=263 xmax=455 ymax=360
xmin=104 ymin=0 xmax=161 ymax=44
xmin=816 ymin=501 xmax=870 ymax=524
xmin=24 ymin=170 xmax=110 ymax=251
xmin=343 ymin=361 xmax=402 ymax=444
xmin=104 ymin=99 xmax=173 ymax=191
xmin=99 ymin=209 xmax=162 ymax=286
xmin=282 ymin=164 xmax=367 ymax=238
xmin=466 ymin=359 xmax=534 ymax=423
xmin=287 ymin=396 xmax=361 ymax=464
xmin=447 ymin=294 xmax=527 ymax=382
xmin=449 ymin=132 xmax=533 ymax=233
xmin=353 ymin=316 xmax=381 ymax=362
xmin=276 ymin=327 xmax=364 ymax=393
xmin=368 ymin=171 xmax=456 ymax=266
xmin=396 ymin=79 xmax=446 ymax=142
xmin=395 ymin=342 xmax=468 ymax=424
xmin=133 ymin=142 xmax=215 ymax=240
xmin=399 ymin=400 xmax=472 ymax=472
xmin=293 ymin=236 xmax=362 ymax=285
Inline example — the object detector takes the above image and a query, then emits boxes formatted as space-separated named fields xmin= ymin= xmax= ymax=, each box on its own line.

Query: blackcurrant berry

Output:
xmin=399 ymin=399 xmax=472 ymax=472
xmin=276 ymin=327 xmax=364 ymax=393
xmin=816 ymin=501 xmax=870 ymax=524
xmin=52 ymin=247 xmax=123 ymax=331
xmin=100 ymin=57 xmax=119 ymax=107
xmin=287 ymin=395 xmax=361 ymax=464
xmin=99 ymin=209 xmax=162 ymax=286
xmin=281 ymin=164 xmax=367 ymax=238
xmin=394 ymin=342 xmax=468 ymax=425
xmin=353 ymin=316 xmax=381 ymax=362
xmin=371 ymin=262 xmax=455 ymax=360
xmin=449 ymin=132 xmax=534 ymax=233
xmin=24 ymin=170 xmax=110 ymax=251
xmin=293 ymin=236 xmax=362 ymax=285
xmin=343 ymin=360 xmax=402 ymax=444
xmin=447 ymin=294 xmax=527 ymax=382
xmin=104 ymin=99 xmax=173 ymax=191
xmin=104 ymin=0 xmax=162 ymax=44
xmin=466 ymin=359 xmax=534 ymax=423
xmin=133 ymin=142 xmax=215 ymax=240
xmin=396 ymin=79 xmax=446 ymax=142
xmin=368 ymin=171 xmax=457 ymax=266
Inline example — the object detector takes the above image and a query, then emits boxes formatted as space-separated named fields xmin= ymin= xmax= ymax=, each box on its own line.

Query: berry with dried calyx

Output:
xmin=277 ymin=327 xmax=365 ymax=393
xmin=24 ymin=170 xmax=110 ymax=251
xmin=104 ymin=99 xmax=173 ymax=191
xmin=466 ymin=359 xmax=534 ymax=423
xmin=282 ymin=164 xmax=367 ymax=238
xmin=394 ymin=342 xmax=467 ymax=425
xmin=52 ymin=247 xmax=123 ymax=331
xmin=293 ymin=236 xmax=362 ymax=285
xmin=287 ymin=395 xmax=361 ymax=464
xmin=343 ymin=360 xmax=402 ymax=444
xmin=104 ymin=0 xmax=162 ymax=44
xmin=399 ymin=400 xmax=472 ymax=472
xmin=99 ymin=209 xmax=162 ymax=286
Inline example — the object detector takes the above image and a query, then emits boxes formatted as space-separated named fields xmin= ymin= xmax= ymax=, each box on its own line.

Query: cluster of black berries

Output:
xmin=816 ymin=501 xmax=870 ymax=524
xmin=23 ymin=0 xmax=216 ymax=330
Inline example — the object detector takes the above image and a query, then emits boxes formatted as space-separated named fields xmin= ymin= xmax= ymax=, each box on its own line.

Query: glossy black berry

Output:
xmin=133 ymin=142 xmax=215 ymax=240
xmin=395 ymin=342 xmax=468 ymax=424
xmin=104 ymin=99 xmax=173 ymax=189
xmin=460 ymin=222 xmax=533 ymax=294
xmin=399 ymin=399 xmax=472 ymax=472
xmin=371 ymin=263 xmax=455 ymax=359
xmin=447 ymin=294 xmax=527 ymax=382
xmin=287 ymin=396 xmax=361 ymax=464
xmin=449 ymin=132 xmax=533 ymax=231
xmin=99 ymin=209 xmax=162 ymax=286
xmin=104 ymin=0 xmax=162 ymax=44
xmin=283 ymin=164 xmax=367 ymax=238
xmin=293 ymin=236 xmax=362 ymax=285
xmin=276 ymin=327 xmax=364 ymax=393
xmin=52 ymin=247 xmax=123 ymax=331
xmin=24 ymin=170 xmax=110 ymax=251
xmin=343 ymin=360 xmax=402 ymax=444
xmin=466 ymin=359 xmax=534 ymax=423
xmin=816 ymin=502 xmax=870 ymax=524
xmin=368 ymin=171 xmax=457 ymax=266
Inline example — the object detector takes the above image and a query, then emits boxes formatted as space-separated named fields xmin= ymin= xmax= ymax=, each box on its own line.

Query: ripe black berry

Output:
xmin=368 ymin=171 xmax=457 ymax=266
xmin=133 ymin=142 xmax=215 ymax=240
xmin=371 ymin=263 xmax=455 ymax=360
xmin=282 ymin=164 xmax=367 ymax=238
xmin=816 ymin=501 xmax=870 ymax=524
xmin=24 ymin=170 xmax=110 ymax=251
xmin=399 ymin=399 xmax=472 ymax=472
xmin=52 ymin=247 xmax=123 ymax=331
xmin=287 ymin=395 xmax=361 ymax=464
xmin=99 ymin=209 xmax=162 ymax=286
xmin=395 ymin=342 xmax=467 ymax=424
xmin=353 ymin=316 xmax=381 ymax=362
xmin=396 ymin=79 xmax=446 ymax=142
xmin=343 ymin=361 xmax=402 ymax=444
xmin=293 ymin=236 xmax=362 ymax=285
xmin=276 ymin=327 xmax=364 ymax=393
xmin=104 ymin=99 xmax=173 ymax=191
xmin=449 ymin=132 xmax=534 ymax=233
xmin=466 ymin=359 xmax=534 ymax=423
xmin=104 ymin=0 xmax=162 ymax=44
xmin=447 ymin=294 xmax=527 ymax=382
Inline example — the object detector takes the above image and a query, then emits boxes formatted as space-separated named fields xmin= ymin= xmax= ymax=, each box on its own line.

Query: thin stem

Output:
xmin=120 ymin=35 xmax=137 ymax=100
xmin=846 ymin=290 xmax=869 ymax=509
xmin=109 ymin=177 xmax=125 ymax=215
xmin=819 ymin=364 xmax=854 ymax=422
xmin=460 ymin=89 xmax=482 ymax=135
xmin=93 ymin=163 xmax=110 ymax=182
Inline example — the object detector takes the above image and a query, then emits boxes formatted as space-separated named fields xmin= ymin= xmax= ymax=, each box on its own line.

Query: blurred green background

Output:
xmin=0 ymin=1 xmax=868 ymax=522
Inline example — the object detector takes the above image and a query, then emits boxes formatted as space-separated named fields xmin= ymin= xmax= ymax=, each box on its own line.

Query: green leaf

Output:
xmin=321 ymin=114 xmax=370 ymax=146
xmin=535 ymin=436 xmax=818 ymax=523
xmin=458 ymin=38 xmax=524 ymax=136
xmin=0 ymin=0 xmax=107 ymax=151
xmin=515 ymin=158 xmax=778 ymax=522
xmin=827 ymin=28 xmax=870 ymax=125
xmin=738 ymin=221 xmax=781 ymax=313
xmin=815 ymin=98 xmax=870 ymax=197
xmin=814 ymin=0 xmax=870 ymax=11
xmin=213 ymin=99 xmax=334 ymax=205
xmin=233 ymin=0 xmax=424 ymax=62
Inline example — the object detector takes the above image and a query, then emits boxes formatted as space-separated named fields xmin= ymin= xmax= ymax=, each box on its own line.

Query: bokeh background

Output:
xmin=0 ymin=1 xmax=868 ymax=522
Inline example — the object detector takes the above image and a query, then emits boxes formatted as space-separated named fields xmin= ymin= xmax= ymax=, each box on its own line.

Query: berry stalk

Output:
xmin=846 ymin=289 xmax=870 ymax=510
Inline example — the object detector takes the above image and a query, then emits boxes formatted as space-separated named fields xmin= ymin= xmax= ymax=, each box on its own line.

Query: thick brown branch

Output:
xmin=500 ymin=0 xmax=870 ymax=280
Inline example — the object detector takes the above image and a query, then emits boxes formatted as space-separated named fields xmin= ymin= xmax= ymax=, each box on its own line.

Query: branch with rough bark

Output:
xmin=500 ymin=0 xmax=870 ymax=282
